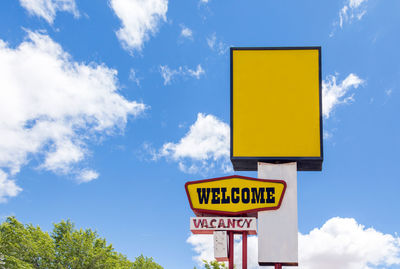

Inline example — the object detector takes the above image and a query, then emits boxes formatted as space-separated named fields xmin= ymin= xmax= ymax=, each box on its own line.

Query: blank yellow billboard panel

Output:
xmin=231 ymin=48 xmax=322 ymax=171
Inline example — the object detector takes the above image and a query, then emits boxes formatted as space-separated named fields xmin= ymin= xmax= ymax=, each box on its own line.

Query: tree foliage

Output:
xmin=0 ymin=217 xmax=163 ymax=269
xmin=132 ymin=255 xmax=163 ymax=269
xmin=203 ymin=260 xmax=228 ymax=269
xmin=193 ymin=260 xmax=229 ymax=269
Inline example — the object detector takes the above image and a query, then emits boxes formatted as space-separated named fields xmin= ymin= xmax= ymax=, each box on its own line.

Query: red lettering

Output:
xmin=243 ymin=219 xmax=252 ymax=228
xmin=218 ymin=219 xmax=226 ymax=228
xmin=210 ymin=219 xmax=217 ymax=228
xmin=193 ymin=219 xmax=202 ymax=228
xmin=227 ymin=219 xmax=235 ymax=228
xmin=237 ymin=219 xmax=244 ymax=228
xmin=202 ymin=219 xmax=208 ymax=228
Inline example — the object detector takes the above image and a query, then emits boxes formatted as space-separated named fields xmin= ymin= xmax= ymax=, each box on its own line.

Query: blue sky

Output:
xmin=0 ymin=0 xmax=399 ymax=268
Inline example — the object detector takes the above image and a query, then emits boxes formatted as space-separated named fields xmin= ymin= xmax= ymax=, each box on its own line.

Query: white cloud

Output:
xmin=187 ymin=234 xmax=214 ymax=265
xmin=0 ymin=31 xmax=146 ymax=202
xmin=41 ymin=139 xmax=85 ymax=173
xmin=322 ymin=73 xmax=364 ymax=118
xmin=19 ymin=0 xmax=79 ymax=24
xmin=159 ymin=64 xmax=205 ymax=85
xmin=180 ymin=25 xmax=193 ymax=39
xmin=110 ymin=0 xmax=168 ymax=53
xmin=206 ymin=33 xmax=216 ymax=49
xmin=338 ymin=0 xmax=368 ymax=29
xmin=300 ymin=217 xmax=400 ymax=269
xmin=187 ymin=65 xmax=205 ymax=79
xmin=77 ymin=169 xmax=99 ymax=183
xmin=129 ymin=68 xmax=140 ymax=86
xmin=0 ymin=170 xmax=22 ymax=203
xmin=187 ymin=217 xmax=400 ymax=269
xmin=323 ymin=130 xmax=333 ymax=140
xmin=385 ymin=89 xmax=393 ymax=96
xmin=159 ymin=65 xmax=182 ymax=85
xmin=157 ymin=113 xmax=231 ymax=174
xmin=207 ymin=33 xmax=228 ymax=55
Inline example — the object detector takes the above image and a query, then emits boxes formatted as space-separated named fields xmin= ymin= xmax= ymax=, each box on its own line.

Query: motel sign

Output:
xmin=186 ymin=47 xmax=323 ymax=269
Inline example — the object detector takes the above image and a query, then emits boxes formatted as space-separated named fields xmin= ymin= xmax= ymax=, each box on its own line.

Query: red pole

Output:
xmin=242 ymin=231 xmax=247 ymax=269
xmin=275 ymin=264 xmax=282 ymax=269
xmin=229 ymin=231 xmax=234 ymax=269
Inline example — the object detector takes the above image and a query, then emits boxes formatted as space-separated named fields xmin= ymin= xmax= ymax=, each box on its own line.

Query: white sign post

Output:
xmin=258 ymin=162 xmax=298 ymax=267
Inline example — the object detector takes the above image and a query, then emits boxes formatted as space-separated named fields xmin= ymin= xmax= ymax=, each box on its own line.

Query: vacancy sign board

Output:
xmin=230 ymin=47 xmax=323 ymax=171
xmin=185 ymin=175 xmax=286 ymax=216
xmin=190 ymin=217 xmax=257 ymax=235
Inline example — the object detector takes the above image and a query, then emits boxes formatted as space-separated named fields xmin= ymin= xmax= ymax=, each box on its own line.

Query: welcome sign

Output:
xmin=185 ymin=175 xmax=286 ymax=216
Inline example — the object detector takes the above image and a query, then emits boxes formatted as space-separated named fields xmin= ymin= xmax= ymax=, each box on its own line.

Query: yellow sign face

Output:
xmin=231 ymin=47 xmax=323 ymax=171
xmin=185 ymin=175 xmax=286 ymax=216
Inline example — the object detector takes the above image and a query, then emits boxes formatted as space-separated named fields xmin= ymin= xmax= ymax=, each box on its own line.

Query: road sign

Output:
xmin=185 ymin=175 xmax=286 ymax=216
xmin=230 ymin=47 xmax=323 ymax=171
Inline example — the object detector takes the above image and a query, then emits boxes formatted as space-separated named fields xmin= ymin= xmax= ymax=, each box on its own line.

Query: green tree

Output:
xmin=0 ymin=216 xmax=54 ymax=268
xmin=203 ymin=260 xmax=228 ymax=269
xmin=132 ymin=255 xmax=163 ymax=269
xmin=0 ymin=217 xmax=163 ymax=269
xmin=193 ymin=260 xmax=229 ymax=269
xmin=51 ymin=219 xmax=133 ymax=268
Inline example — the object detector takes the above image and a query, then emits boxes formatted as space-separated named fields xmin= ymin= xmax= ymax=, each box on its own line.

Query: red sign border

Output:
xmin=185 ymin=175 xmax=287 ymax=216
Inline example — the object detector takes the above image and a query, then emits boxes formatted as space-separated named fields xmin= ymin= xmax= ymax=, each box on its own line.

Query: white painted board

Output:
xmin=214 ymin=231 xmax=228 ymax=262
xmin=258 ymin=162 xmax=298 ymax=266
